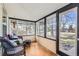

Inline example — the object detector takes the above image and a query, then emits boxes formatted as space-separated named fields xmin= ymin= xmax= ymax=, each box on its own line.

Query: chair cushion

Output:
xmin=7 ymin=46 xmax=23 ymax=54
xmin=9 ymin=40 xmax=18 ymax=47
xmin=18 ymin=39 xmax=23 ymax=44
xmin=3 ymin=36 xmax=18 ymax=47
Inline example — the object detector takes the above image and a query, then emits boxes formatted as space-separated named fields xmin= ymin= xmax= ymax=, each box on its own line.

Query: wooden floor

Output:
xmin=25 ymin=42 xmax=57 ymax=56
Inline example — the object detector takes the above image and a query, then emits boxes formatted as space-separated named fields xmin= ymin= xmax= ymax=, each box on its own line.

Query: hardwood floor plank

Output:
xmin=25 ymin=42 xmax=57 ymax=56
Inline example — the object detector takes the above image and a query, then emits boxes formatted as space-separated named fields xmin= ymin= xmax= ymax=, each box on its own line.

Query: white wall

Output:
xmin=23 ymin=35 xmax=36 ymax=42
xmin=0 ymin=4 xmax=3 ymax=36
xmin=36 ymin=36 xmax=56 ymax=54
xmin=0 ymin=3 xmax=2 ymax=56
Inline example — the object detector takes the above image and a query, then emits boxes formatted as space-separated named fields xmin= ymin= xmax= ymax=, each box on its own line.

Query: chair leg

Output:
xmin=23 ymin=45 xmax=26 ymax=56
xmin=2 ymin=49 xmax=7 ymax=56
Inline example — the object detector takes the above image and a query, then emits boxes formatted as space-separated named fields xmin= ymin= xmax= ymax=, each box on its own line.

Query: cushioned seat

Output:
xmin=7 ymin=46 xmax=23 ymax=55
xmin=0 ymin=36 xmax=24 ymax=56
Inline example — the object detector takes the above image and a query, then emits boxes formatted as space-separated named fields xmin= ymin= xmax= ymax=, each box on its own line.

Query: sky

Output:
xmin=61 ymin=11 xmax=76 ymax=29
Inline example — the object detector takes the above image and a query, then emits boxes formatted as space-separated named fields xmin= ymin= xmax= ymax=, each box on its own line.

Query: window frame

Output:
xmin=59 ymin=7 xmax=77 ymax=56
xmin=46 ymin=13 xmax=57 ymax=40
xmin=36 ymin=19 xmax=45 ymax=37
xmin=9 ymin=18 xmax=35 ymax=36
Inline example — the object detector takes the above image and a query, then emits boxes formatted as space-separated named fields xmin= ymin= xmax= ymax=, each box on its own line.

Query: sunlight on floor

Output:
xmin=26 ymin=42 xmax=56 ymax=56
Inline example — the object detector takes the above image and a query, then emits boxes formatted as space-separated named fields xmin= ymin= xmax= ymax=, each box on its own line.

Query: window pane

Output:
xmin=10 ymin=20 xmax=35 ymax=36
xmin=36 ymin=19 xmax=44 ymax=37
xmin=26 ymin=22 xmax=35 ymax=35
xmin=17 ymin=21 xmax=27 ymax=35
xmin=59 ymin=7 xmax=77 ymax=56
xmin=46 ymin=14 xmax=56 ymax=39
xmin=36 ymin=22 xmax=39 ymax=35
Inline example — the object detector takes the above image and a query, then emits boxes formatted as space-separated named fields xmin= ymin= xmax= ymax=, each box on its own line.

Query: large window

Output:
xmin=17 ymin=21 xmax=27 ymax=35
xmin=26 ymin=22 xmax=35 ymax=35
xmin=36 ymin=19 xmax=44 ymax=37
xmin=10 ymin=20 xmax=35 ymax=36
xmin=36 ymin=22 xmax=39 ymax=36
xmin=59 ymin=7 xmax=77 ymax=56
xmin=46 ymin=14 xmax=56 ymax=39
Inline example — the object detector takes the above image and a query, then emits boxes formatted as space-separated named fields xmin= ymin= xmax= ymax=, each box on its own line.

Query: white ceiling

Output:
xmin=4 ymin=3 xmax=69 ymax=21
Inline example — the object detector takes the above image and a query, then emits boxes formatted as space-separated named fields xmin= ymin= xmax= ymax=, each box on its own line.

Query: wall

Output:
xmin=36 ymin=36 xmax=56 ymax=54
xmin=23 ymin=35 xmax=36 ymax=42
xmin=0 ymin=3 xmax=2 ymax=56
xmin=0 ymin=4 xmax=3 ymax=36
